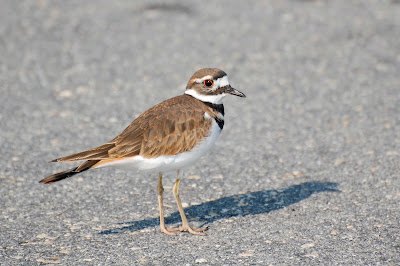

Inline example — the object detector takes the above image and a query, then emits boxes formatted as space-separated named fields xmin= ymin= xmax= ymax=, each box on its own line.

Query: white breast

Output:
xmin=96 ymin=117 xmax=222 ymax=171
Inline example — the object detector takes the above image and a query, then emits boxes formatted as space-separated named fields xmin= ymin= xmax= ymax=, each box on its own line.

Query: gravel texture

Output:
xmin=1 ymin=0 xmax=400 ymax=264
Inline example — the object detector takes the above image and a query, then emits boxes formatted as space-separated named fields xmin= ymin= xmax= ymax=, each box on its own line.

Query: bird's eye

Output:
xmin=203 ymin=80 xmax=214 ymax=87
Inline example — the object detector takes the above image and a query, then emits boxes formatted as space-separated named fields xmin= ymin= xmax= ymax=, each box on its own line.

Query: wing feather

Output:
xmin=53 ymin=95 xmax=213 ymax=162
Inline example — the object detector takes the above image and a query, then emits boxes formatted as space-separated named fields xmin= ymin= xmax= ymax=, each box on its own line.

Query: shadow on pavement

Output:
xmin=100 ymin=181 xmax=339 ymax=235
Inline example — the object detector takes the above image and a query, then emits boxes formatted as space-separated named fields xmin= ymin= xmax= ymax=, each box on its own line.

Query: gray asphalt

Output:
xmin=1 ymin=0 xmax=400 ymax=265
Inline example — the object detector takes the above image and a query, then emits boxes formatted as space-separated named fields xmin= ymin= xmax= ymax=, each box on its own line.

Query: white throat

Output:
xmin=185 ymin=89 xmax=226 ymax=104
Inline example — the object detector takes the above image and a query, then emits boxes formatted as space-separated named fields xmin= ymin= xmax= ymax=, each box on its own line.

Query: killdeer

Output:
xmin=40 ymin=68 xmax=246 ymax=235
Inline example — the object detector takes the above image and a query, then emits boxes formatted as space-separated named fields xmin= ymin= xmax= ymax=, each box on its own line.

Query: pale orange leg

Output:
xmin=170 ymin=170 xmax=208 ymax=235
xmin=157 ymin=172 xmax=176 ymax=236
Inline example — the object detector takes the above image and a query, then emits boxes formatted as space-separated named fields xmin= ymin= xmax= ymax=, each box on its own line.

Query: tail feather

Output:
xmin=40 ymin=160 xmax=99 ymax=184
xmin=40 ymin=167 xmax=81 ymax=184
xmin=52 ymin=143 xmax=115 ymax=162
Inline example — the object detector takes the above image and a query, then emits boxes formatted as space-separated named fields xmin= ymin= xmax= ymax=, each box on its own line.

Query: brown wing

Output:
xmin=54 ymin=95 xmax=212 ymax=162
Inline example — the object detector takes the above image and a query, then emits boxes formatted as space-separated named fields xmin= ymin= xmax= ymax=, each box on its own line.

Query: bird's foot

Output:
xmin=169 ymin=224 xmax=208 ymax=235
xmin=160 ymin=225 xmax=177 ymax=236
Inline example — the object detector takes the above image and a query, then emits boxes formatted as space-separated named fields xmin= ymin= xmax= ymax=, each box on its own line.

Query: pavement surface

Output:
xmin=1 ymin=0 xmax=400 ymax=265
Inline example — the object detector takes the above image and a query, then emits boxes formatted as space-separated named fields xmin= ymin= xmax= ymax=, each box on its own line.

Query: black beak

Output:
xmin=226 ymin=86 xmax=246 ymax=97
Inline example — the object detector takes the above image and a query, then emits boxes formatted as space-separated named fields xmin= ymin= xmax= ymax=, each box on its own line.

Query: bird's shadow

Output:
xmin=100 ymin=181 xmax=339 ymax=235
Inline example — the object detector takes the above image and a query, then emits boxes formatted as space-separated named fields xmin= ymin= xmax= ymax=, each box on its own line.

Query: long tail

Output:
xmin=40 ymin=160 xmax=99 ymax=184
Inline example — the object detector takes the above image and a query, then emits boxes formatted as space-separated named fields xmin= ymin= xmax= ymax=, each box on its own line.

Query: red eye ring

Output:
xmin=203 ymin=79 xmax=214 ymax=87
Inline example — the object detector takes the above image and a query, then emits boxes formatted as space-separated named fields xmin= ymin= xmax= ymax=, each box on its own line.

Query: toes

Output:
xmin=191 ymin=226 xmax=208 ymax=232
xmin=166 ymin=227 xmax=181 ymax=232
xmin=187 ymin=227 xmax=207 ymax=235
xmin=160 ymin=227 xmax=177 ymax=236
xmin=162 ymin=225 xmax=208 ymax=235
xmin=180 ymin=225 xmax=208 ymax=235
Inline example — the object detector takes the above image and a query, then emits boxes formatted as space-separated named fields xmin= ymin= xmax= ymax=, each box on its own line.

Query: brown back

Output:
xmin=55 ymin=95 xmax=218 ymax=162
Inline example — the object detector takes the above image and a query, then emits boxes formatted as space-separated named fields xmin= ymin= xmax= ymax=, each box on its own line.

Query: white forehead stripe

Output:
xmin=214 ymin=75 xmax=229 ymax=87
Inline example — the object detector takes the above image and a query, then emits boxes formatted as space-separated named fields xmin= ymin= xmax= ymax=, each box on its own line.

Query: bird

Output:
xmin=40 ymin=68 xmax=246 ymax=235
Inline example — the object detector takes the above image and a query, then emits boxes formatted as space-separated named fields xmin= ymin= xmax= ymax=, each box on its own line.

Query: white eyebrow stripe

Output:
xmin=194 ymin=75 xmax=213 ymax=83
xmin=194 ymin=75 xmax=230 ymax=90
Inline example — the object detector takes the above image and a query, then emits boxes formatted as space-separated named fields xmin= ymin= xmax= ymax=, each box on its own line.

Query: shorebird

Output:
xmin=40 ymin=68 xmax=246 ymax=235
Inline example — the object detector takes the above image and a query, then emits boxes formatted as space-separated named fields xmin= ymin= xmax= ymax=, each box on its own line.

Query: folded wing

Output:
xmin=53 ymin=95 xmax=211 ymax=162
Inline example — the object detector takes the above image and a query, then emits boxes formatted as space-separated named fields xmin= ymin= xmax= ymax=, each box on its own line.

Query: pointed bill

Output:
xmin=225 ymin=86 xmax=246 ymax=97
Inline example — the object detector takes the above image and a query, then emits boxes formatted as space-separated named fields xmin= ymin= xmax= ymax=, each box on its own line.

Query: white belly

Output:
xmin=96 ymin=119 xmax=222 ymax=171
